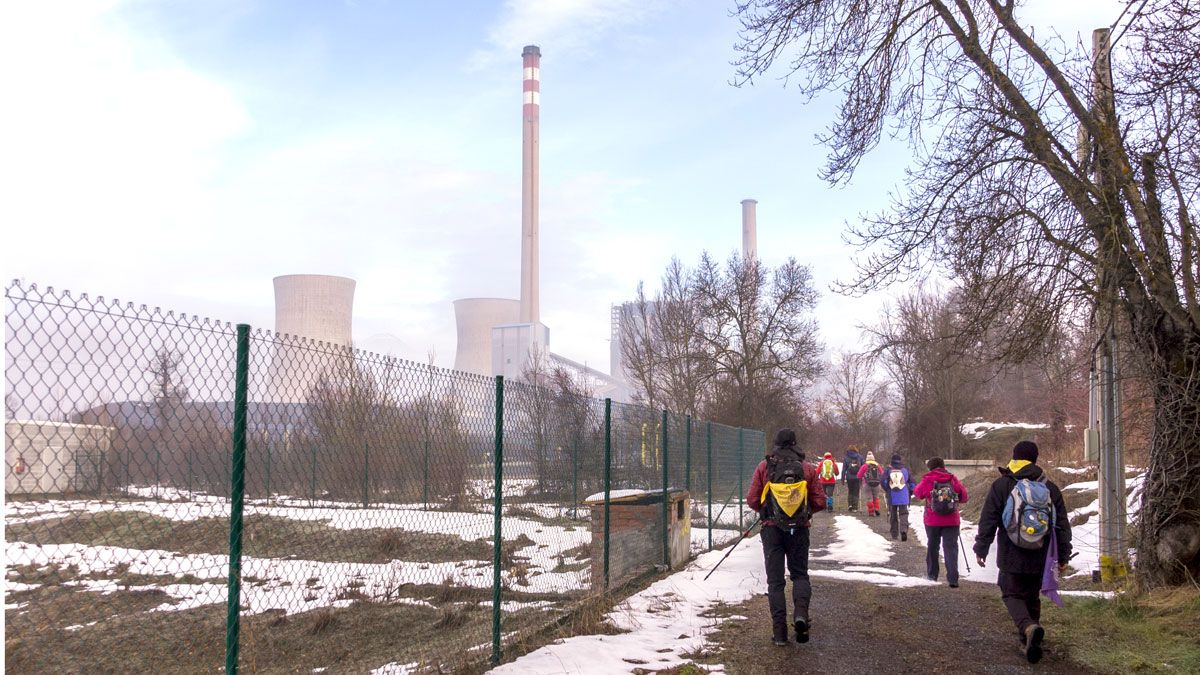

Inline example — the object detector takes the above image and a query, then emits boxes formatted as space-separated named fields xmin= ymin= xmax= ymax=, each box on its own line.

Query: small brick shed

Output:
xmin=585 ymin=489 xmax=690 ymax=588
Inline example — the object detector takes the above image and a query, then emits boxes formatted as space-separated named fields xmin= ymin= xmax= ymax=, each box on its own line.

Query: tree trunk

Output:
xmin=1133 ymin=317 xmax=1200 ymax=588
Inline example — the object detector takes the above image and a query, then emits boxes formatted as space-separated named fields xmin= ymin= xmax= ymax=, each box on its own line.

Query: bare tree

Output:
xmin=825 ymin=350 xmax=890 ymax=450
xmin=735 ymin=0 xmax=1200 ymax=585
xmin=618 ymin=283 xmax=662 ymax=410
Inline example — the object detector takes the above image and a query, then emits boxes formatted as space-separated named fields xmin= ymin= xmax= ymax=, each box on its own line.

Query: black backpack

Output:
xmin=865 ymin=463 xmax=882 ymax=486
xmin=846 ymin=456 xmax=862 ymax=477
xmin=762 ymin=453 xmax=811 ymax=529
xmin=929 ymin=480 xmax=959 ymax=516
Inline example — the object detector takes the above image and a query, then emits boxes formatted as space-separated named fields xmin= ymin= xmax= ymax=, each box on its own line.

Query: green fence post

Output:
xmin=737 ymin=428 xmax=744 ymax=530
xmin=571 ymin=437 xmax=579 ymax=520
xmin=310 ymin=441 xmax=318 ymax=505
xmin=685 ymin=416 xmax=692 ymax=493
xmin=661 ymin=409 xmax=670 ymax=568
xmin=265 ymin=442 xmax=271 ymax=503
xmin=491 ymin=376 xmax=505 ymax=666
xmin=225 ymin=324 xmax=250 ymax=675
xmin=362 ymin=442 xmax=370 ymax=508
xmin=603 ymin=398 xmax=612 ymax=591
xmin=706 ymin=421 xmax=713 ymax=551
xmin=423 ymin=363 xmax=432 ymax=510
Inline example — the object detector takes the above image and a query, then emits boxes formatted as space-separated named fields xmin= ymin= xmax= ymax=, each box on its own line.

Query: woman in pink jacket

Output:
xmin=912 ymin=457 xmax=969 ymax=587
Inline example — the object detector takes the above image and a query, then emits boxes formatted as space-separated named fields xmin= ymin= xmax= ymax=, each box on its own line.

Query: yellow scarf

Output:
xmin=1007 ymin=459 xmax=1032 ymax=474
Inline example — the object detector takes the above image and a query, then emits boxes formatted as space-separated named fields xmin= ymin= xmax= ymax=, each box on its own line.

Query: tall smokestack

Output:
xmin=520 ymin=45 xmax=541 ymax=325
xmin=741 ymin=199 xmax=758 ymax=260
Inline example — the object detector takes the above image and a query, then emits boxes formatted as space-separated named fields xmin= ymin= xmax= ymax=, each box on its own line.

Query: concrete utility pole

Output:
xmin=1087 ymin=27 xmax=1128 ymax=581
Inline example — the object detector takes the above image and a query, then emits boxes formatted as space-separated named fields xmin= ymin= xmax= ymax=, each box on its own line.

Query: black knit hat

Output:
xmin=890 ymin=453 xmax=903 ymax=466
xmin=926 ymin=457 xmax=945 ymax=470
xmin=1013 ymin=441 xmax=1039 ymax=463
xmin=774 ymin=428 xmax=797 ymax=448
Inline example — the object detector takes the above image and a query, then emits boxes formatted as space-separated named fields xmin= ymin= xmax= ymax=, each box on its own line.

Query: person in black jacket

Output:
xmin=973 ymin=441 xmax=1072 ymax=664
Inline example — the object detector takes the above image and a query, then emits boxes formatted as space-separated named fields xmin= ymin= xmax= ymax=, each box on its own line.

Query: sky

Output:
xmin=1 ymin=0 xmax=1123 ymax=373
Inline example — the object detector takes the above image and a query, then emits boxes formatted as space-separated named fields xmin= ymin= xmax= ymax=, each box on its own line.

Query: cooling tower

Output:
xmin=273 ymin=274 xmax=356 ymax=345
xmin=271 ymin=274 xmax=356 ymax=402
xmin=454 ymin=298 xmax=520 ymax=375
xmin=741 ymin=199 xmax=758 ymax=260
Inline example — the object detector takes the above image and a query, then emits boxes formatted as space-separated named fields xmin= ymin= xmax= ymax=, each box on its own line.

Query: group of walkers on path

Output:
xmin=746 ymin=431 xmax=1073 ymax=664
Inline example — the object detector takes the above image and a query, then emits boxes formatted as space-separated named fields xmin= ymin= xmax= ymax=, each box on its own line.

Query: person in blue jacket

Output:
xmin=884 ymin=453 xmax=914 ymax=541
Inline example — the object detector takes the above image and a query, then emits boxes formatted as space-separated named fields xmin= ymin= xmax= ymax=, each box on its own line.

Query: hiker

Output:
xmin=856 ymin=451 xmax=885 ymax=517
xmin=818 ymin=451 xmax=840 ymax=511
xmin=842 ymin=446 xmax=864 ymax=512
xmin=884 ymin=453 xmax=913 ymax=540
xmin=747 ymin=429 xmax=826 ymax=646
xmin=912 ymin=457 xmax=969 ymax=587
xmin=973 ymin=441 xmax=1072 ymax=664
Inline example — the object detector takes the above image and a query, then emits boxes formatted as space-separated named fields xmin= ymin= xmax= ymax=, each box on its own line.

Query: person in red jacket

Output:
xmin=816 ymin=451 xmax=840 ymax=511
xmin=747 ymin=429 xmax=826 ymax=646
xmin=912 ymin=457 xmax=969 ymax=587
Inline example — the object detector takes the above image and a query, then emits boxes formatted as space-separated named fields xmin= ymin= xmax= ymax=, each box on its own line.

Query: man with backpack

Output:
xmin=747 ymin=429 xmax=826 ymax=646
xmin=973 ymin=441 xmax=1072 ymax=664
xmin=842 ymin=446 xmax=864 ymax=512
xmin=818 ymin=451 xmax=840 ymax=511
xmin=884 ymin=453 xmax=913 ymax=540
xmin=856 ymin=451 xmax=885 ymax=516
xmin=913 ymin=457 xmax=969 ymax=587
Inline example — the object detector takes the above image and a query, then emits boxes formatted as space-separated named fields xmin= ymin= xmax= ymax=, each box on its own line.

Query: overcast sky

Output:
xmin=2 ymin=0 xmax=1121 ymax=372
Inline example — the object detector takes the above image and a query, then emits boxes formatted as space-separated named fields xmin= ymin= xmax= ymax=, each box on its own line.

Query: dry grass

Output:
xmin=1045 ymin=586 xmax=1200 ymax=673
xmin=6 ymin=512 xmax=494 ymax=564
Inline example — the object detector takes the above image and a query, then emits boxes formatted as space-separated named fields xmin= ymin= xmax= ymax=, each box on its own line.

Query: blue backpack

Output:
xmin=1002 ymin=476 xmax=1053 ymax=549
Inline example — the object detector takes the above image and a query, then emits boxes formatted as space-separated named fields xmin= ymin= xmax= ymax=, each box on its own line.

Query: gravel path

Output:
xmin=700 ymin=505 xmax=1091 ymax=674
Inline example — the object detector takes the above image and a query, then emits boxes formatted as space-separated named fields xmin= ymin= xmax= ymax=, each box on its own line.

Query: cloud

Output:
xmin=470 ymin=0 xmax=668 ymax=69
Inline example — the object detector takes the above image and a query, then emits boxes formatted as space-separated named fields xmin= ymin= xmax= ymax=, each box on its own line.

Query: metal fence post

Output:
xmin=362 ymin=442 xmax=370 ymax=508
xmin=265 ymin=442 xmax=271 ymax=503
xmin=310 ymin=441 xmax=318 ymax=506
xmin=661 ymin=409 xmax=670 ymax=568
xmin=423 ymin=363 xmax=432 ymax=511
xmin=706 ymin=421 xmax=713 ymax=551
xmin=491 ymin=376 xmax=505 ymax=666
xmin=603 ymin=398 xmax=612 ymax=591
xmin=685 ymin=416 xmax=692 ymax=493
xmin=737 ymin=428 xmax=744 ymax=530
xmin=571 ymin=438 xmax=579 ymax=520
xmin=225 ymin=324 xmax=250 ymax=675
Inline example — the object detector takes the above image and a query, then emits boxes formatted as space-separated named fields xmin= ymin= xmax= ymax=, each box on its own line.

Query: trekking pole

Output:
xmin=703 ymin=516 xmax=761 ymax=581
xmin=960 ymin=531 xmax=972 ymax=573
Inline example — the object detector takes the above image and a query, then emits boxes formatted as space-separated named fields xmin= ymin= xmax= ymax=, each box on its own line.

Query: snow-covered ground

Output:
xmin=960 ymin=421 xmax=1049 ymax=439
xmin=485 ymin=539 xmax=766 ymax=674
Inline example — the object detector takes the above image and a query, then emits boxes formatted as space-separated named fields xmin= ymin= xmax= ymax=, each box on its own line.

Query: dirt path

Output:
xmin=698 ymin=505 xmax=1091 ymax=674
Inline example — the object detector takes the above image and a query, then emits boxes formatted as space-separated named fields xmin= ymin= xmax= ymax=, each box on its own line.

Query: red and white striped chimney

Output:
xmin=520 ymin=45 xmax=541 ymax=325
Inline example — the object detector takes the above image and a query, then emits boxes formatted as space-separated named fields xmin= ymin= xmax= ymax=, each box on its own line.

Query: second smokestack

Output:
xmin=520 ymin=45 xmax=541 ymax=325
xmin=741 ymin=199 xmax=758 ymax=260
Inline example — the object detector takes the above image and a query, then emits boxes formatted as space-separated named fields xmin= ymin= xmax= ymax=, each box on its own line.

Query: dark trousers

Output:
xmin=761 ymin=524 xmax=812 ymax=636
xmin=845 ymin=479 xmax=861 ymax=510
xmin=888 ymin=504 xmax=909 ymax=538
xmin=822 ymin=483 xmax=836 ymax=510
xmin=998 ymin=571 xmax=1042 ymax=636
xmin=924 ymin=525 xmax=960 ymax=584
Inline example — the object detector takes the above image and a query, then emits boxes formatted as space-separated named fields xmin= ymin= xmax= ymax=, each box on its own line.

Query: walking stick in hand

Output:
xmin=960 ymin=531 xmax=972 ymax=573
xmin=704 ymin=516 xmax=762 ymax=581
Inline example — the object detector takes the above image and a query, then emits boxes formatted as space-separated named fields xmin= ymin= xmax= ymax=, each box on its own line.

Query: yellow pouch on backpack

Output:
xmin=760 ymin=480 xmax=808 ymax=517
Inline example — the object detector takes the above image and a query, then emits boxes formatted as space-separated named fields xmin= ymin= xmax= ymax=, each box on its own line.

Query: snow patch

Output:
xmin=960 ymin=421 xmax=1049 ymax=439
xmin=813 ymin=516 xmax=892 ymax=565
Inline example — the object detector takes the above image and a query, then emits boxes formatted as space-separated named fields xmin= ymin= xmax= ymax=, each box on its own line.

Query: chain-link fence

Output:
xmin=5 ymin=281 xmax=765 ymax=673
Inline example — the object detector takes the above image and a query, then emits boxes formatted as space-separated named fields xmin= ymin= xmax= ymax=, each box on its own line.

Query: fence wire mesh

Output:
xmin=5 ymin=281 xmax=766 ymax=673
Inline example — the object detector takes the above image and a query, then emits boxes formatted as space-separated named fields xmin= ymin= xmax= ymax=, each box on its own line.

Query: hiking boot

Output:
xmin=773 ymin=637 xmax=789 ymax=647
xmin=794 ymin=619 xmax=809 ymax=644
xmin=948 ymin=582 xmax=959 ymax=588
xmin=773 ymin=621 xmax=788 ymax=646
xmin=1023 ymin=624 xmax=1045 ymax=663
xmin=900 ymin=531 xmax=908 ymax=542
